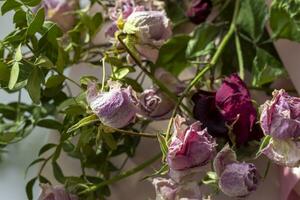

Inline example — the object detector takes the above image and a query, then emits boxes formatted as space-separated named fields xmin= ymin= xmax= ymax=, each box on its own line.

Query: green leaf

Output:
xmin=0 ymin=61 xmax=10 ymax=81
xmin=39 ymin=175 xmax=51 ymax=184
xmin=156 ymin=35 xmax=191 ymax=75
xmin=26 ymin=67 xmax=44 ymax=104
xmin=14 ymin=9 xmax=27 ymax=28
xmin=67 ymin=114 xmax=99 ymax=133
xmin=38 ymin=143 xmax=57 ymax=156
xmin=0 ymin=132 xmax=17 ymax=144
xmin=25 ymin=177 xmax=37 ymax=200
xmin=21 ymin=0 xmax=41 ymax=7
xmin=252 ymin=48 xmax=286 ymax=87
xmin=15 ymin=44 xmax=22 ymax=62
xmin=52 ymin=161 xmax=65 ymax=183
xmin=37 ymin=119 xmax=63 ymax=130
xmin=8 ymin=62 xmax=20 ymax=90
xmin=1 ymin=0 xmax=21 ymax=15
xmin=256 ymin=135 xmax=271 ymax=157
xmin=270 ymin=0 xmax=300 ymax=42
xmin=99 ymin=126 xmax=117 ymax=150
xmin=237 ymin=0 xmax=268 ymax=41
xmin=186 ymin=24 xmax=220 ymax=58
xmin=45 ymin=75 xmax=65 ymax=88
xmin=25 ymin=158 xmax=45 ymax=175
xmin=157 ymin=133 xmax=168 ymax=159
xmin=27 ymin=8 xmax=45 ymax=36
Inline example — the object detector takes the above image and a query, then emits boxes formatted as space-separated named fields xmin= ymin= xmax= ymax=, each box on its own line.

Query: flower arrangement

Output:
xmin=0 ymin=0 xmax=299 ymax=199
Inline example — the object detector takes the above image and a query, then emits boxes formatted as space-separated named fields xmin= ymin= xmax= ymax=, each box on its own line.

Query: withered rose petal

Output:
xmin=38 ymin=0 xmax=77 ymax=32
xmin=262 ymin=138 xmax=300 ymax=167
xmin=187 ymin=0 xmax=212 ymax=24
xmin=216 ymin=73 xmax=260 ymax=145
xmin=38 ymin=184 xmax=78 ymax=200
xmin=219 ymin=163 xmax=260 ymax=197
xmin=260 ymin=89 xmax=300 ymax=139
xmin=152 ymin=178 xmax=202 ymax=200
xmin=213 ymin=144 xmax=237 ymax=176
xmin=86 ymin=83 xmax=138 ymax=128
xmin=138 ymin=88 xmax=174 ymax=120
xmin=192 ymin=90 xmax=228 ymax=137
xmin=167 ymin=116 xmax=216 ymax=171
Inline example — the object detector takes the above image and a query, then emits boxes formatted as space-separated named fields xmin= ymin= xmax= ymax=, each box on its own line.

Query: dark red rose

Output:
xmin=192 ymin=74 xmax=263 ymax=145
xmin=216 ymin=74 xmax=262 ymax=145
xmin=192 ymin=90 xmax=228 ymax=138
xmin=186 ymin=0 xmax=212 ymax=24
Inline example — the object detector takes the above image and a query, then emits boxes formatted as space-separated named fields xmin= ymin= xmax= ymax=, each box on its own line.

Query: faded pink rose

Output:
xmin=152 ymin=178 xmax=202 ymax=200
xmin=167 ymin=116 xmax=216 ymax=172
xmin=38 ymin=184 xmax=78 ymax=200
xmin=214 ymin=145 xmax=260 ymax=197
xmin=37 ymin=0 xmax=77 ymax=32
xmin=260 ymin=89 xmax=300 ymax=139
xmin=86 ymin=82 xmax=138 ymax=128
xmin=123 ymin=11 xmax=172 ymax=63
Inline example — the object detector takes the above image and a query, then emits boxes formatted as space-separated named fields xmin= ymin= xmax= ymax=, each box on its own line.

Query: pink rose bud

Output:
xmin=38 ymin=184 xmax=78 ymax=200
xmin=262 ymin=138 xmax=300 ymax=167
xmin=219 ymin=163 xmax=260 ymax=198
xmin=214 ymin=145 xmax=260 ymax=197
xmin=260 ymin=89 xmax=300 ymax=139
xmin=152 ymin=178 xmax=202 ymax=200
xmin=138 ymin=88 xmax=174 ymax=120
xmin=39 ymin=0 xmax=77 ymax=32
xmin=186 ymin=0 xmax=212 ymax=24
xmin=167 ymin=116 xmax=216 ymax=171
xmin=86 ymin=82 xmax=138 ymax=128
xmin=123 ymin=11 xmax=172 ymax=63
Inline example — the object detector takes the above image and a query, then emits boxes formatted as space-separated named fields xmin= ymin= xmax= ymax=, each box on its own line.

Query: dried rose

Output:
xmin=123 ymin=11 xmax=172 ymax=63
xmin=260 ymin=89 xmax=300 ymax=139
xmin=219 ymin=162 xmax=260 ymax=197
xmin=216 ymin=73 xmax=262 ymax=145
xmin=192 ymin=90 xmax=228 ymax=138
xmin=152 ymin=178 xmax=202 ymax=200
xmin=37 ymin=0 xmax=77 ymax=32
xmin=213 ymin=145 xmax=260 ymax=197
xmin=262 ymin=138 xmax=300 ymax=167
xmin=213 ymin=144 xmax=236 ymax=176
xmin=38 ymin=184 xmax=78 ymax=200
xmin=167 ymin=116 xmax=216 ymax=182
xmin=186 ymin=0 xmax=212 ymax=24
xmin=86 ymin=82 xmax=138 ymax=128
xmin=138 ymin=88 xmax=173 ymax=120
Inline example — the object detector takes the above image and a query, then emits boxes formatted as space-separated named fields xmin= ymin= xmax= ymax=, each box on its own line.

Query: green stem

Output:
xmin=53 ymin=69 xmax=82 ymax=89
xmin=165 ymin=0 xmax=241 ymax=141
xmin=117 ymin=34 xmax=192 ymax=115
xmin=235 ymin=32 xmax=245 ymax=80
xmin=101 ymin=57 xmax=106 ymax=91
xmin=110 ymin=127 xmax=157 ymax=138
xmin=79 ymin=153 xmax=161 ymax=195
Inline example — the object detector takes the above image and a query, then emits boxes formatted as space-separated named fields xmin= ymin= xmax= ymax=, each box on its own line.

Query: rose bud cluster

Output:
xmin=260 ymin=89 xmax=300 ymax=167
xmin=214 ymin=145 xmax=260 ymax=197
xmin=123 ymin=10 xmax=172 ymax=63
xmin=152 ymin=177 xmax=202 ymax=200
xmin=36 ymin=0 xmax=78 ymax=32
xmin=38 ymin=184 xmax=78 ymax=200
xmin=167 ymin=115 xmax=216 ymax=182
xmin=186 ymin=0 xmax=212 ymax=24
xmin=192 ymin=73 xmax=263 ymax=146
xmin=137 ymin=68 xmax=184 ymax=120
xmin=86 ymin=82 xmax=138 ymax=129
